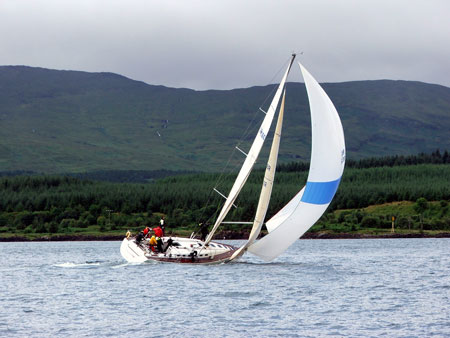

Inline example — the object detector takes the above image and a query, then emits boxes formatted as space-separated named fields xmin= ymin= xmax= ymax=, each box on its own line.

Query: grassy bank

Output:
xmin=1 ymin=201 xmax=449 ymax=241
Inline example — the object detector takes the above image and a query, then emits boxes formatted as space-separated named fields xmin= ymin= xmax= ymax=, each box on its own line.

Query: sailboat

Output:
xmin=120 ymin=54 xmax=345 ymax=264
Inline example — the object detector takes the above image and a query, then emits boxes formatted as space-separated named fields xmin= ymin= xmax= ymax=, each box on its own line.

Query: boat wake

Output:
xmin=54 ymin=261 xmax=102 ymax=268
xmin=53 ymin=260 xmax=129 ymax=268
xmin=234 ymin=260 xmax=308 ymax=266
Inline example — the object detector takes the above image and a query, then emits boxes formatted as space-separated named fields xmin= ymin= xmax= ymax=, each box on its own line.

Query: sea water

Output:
xmin=0 ymin=238 xmax=449 ymax=337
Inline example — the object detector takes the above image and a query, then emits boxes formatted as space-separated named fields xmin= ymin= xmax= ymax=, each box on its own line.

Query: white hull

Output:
xmin=120 ymin=236 xmax=237 ymax=264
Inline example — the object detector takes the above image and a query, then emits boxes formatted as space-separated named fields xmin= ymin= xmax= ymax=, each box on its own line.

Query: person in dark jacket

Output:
xmin=136 ymin=226 xmax=150 ymax=246
xmin=199 ymin=223 xmax=209 ymax=242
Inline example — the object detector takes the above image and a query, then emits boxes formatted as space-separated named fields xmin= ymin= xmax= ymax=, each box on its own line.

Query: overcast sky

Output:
xmin=1 ymin=0 xmax=449 ymax=90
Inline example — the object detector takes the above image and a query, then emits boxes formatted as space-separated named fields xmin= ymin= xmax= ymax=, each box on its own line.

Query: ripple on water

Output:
xmin=0 ymin=239 xmax=449 ymax=337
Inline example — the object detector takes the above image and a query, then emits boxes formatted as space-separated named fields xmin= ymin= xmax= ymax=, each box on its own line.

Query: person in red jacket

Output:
xmin=152 ymin=225 xmax=164 ymax=252
xmin=152 ymin=225 xmax=163 ymax=238
xmin=143 ymin=227 xmax=150 ymax=237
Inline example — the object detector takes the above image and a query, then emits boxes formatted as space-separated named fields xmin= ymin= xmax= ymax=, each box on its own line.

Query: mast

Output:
xmin=203 ymin=54 xmax=296 ymax=246
xmin=229 ymin=89 xmax=286 ymax=261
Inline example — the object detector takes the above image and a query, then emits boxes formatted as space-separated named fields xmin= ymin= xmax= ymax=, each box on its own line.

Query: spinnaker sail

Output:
xmin=248 ymin=62 xmax=346 ymax=261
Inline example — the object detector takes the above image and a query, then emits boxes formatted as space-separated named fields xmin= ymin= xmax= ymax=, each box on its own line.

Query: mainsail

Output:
xmin=203 ymin=54 xmax=296 ymax=245
xmin=248 ymin=62 xmax=346 ymax=261
xmin=229 ymin=90 xmax=286 ymax=260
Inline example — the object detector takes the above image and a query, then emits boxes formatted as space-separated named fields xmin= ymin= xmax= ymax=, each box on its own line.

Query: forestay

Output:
xmin=203 ymin=55 xmax=296 ymax=245
xmin=248 ymin=62 xmax=346 ymax=261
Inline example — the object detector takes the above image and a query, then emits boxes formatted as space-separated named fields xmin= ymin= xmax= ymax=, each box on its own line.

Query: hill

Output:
xmin=1 ymin=66 xmax=449 ymax=173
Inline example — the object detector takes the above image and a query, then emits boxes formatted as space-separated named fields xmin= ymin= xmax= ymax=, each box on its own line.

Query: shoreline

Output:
xmin=1 ymin=231 xmax=449 ymax=242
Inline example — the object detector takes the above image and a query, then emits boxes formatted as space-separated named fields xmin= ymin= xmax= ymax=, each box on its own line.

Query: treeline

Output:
xmin=0 ymin=169 xmax=193 ymax=183
xmin=2 ymin=150 xmax=448 ymax=184
xmin=70 ymin=169 xmax=195 ymax=183
xmin=278 ymin=149 xmax=449 ymax=172
xmin=0 ymin=161 xmax=449 ymax=235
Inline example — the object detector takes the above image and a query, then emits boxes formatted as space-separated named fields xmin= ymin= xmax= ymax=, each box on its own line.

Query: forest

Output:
xmin=0 ymin=151 xmax=449 ymax=239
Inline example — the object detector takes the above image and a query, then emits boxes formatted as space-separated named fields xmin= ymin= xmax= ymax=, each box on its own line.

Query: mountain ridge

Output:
xmin=1 ymin=65 xmax=449 ymax=173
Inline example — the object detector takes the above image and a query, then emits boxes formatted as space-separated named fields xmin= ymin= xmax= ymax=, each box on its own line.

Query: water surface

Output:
xmin=1 ymin=238 xmax=449 ymax=337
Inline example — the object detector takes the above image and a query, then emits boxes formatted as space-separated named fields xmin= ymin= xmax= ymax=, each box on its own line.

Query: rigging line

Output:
xmin=213 ymin=188 xmax=238 ymax=208
xmin=214 ymin=152 xmax=246 ymax=196
xmin=202 ymin=165 xmax=242 ymax=227
xmin=198 ymin=178 xmax=223 ymax=218
xmin=258 ymin=57 xmax=291 ymax=113
xmin=198 ymin=171 xmax=238 ymax=225
xmin=197 ymin=173 xmax=224 ymax=221
xmin=234 ymin=56 xmax=292 ymax=149
xmin=200 ymin=56 xmax=293 ymax=221
xmin=197 ymin=196 xmax=227 ymax=239
xmin=197 ymin=148 xmax=244 ymax=224
xmin=213 ymin=56 xmax=292 ymax=182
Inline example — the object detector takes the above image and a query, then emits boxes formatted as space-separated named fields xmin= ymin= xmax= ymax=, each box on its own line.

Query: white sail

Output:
xmin=248 ymin=62 xmax=346 ymax=261
xmin=204 ymin=55 xmax=296 ymax=245
xmin=229 ymin=90 xmax=286 ymax=260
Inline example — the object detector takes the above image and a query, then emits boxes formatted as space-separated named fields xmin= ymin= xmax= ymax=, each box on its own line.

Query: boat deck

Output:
xmin=121 ymin=236 xmax=238 ymax=264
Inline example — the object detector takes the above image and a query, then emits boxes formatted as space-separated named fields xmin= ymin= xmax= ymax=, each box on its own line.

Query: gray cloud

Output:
xmin=1 ymin=0 xmax=449 ymax=90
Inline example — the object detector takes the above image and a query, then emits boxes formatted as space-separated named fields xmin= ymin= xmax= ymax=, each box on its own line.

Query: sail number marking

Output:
xmin=259 ymin=128 xmax=266 ymax=140
xmin=341 ymin=149 xmax=346 ymax=164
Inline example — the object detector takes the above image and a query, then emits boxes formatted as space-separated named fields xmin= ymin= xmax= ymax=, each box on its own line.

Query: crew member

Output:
xmin=152 ymin=225 xmax=164 ymax=252
xmin=156 ymin=237 xmax=163 ymax=252
xmin=199 ymin=223 xmax=209 ymax=242
xmin=143 ymin=226 xmax=150 ymax=237
xmin=153 ymin=225 xmax=163 ymax=238
xmin=149 ymin=235 xmax=157 ymax=252
xmin=136 ymin=226 xmax=150 ymax=246
xmin=160 ymin=217 xmax=165 ymax=236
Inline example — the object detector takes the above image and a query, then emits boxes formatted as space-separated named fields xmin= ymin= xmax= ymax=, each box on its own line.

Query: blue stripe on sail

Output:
xmin=301 ymin=178 xmax=341 ymax=205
